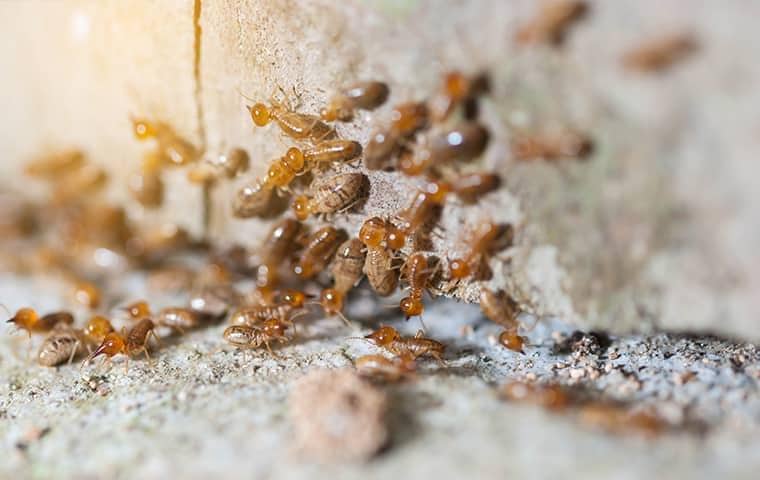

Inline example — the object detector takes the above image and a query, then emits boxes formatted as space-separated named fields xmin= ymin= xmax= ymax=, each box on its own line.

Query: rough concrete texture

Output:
xmin=1 ymin=270 xmax=760 ymax=479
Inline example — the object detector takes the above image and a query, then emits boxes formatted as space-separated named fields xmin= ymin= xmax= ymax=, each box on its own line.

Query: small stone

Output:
xmin=569 ymin=368 xmax=585 ymax=379
xmin=289 ymin=369 xmax=388 ymax=462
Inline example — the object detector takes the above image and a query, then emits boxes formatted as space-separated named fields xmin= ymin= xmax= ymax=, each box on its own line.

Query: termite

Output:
xmin=156 ymin=307 xmax=202 ymax=334
xmin=247 ymin=94 xmax=335 ymax=142
xmin=210 ymin=147 xmax=250 ymax=178
xmin=354 ymin=353 xmax=417 ymax=382
xmin=364 ymin=326 xmax=446 ymax=365
xmin=515 ymin=0 xmax=589 ymax=46
xmin=72 ymin=280 xmax=101 ymax=310
xmin=82 ymin=315 xmax=115 ymax=346
xmin=622 ymin=33 xmax=698 ymax=73
xmin=222 ymin=320 xmax=290 ymax=356
xmin=359 ymin=219 xmax=401 ymax=297
xmin=302 ymin=140 xmax=363 ymax=168
xmin=450 ymin=173 xmax=500 ymax=204
xmin=399 ymin=252 xmax=439 ymax=319
xmin=359 ymin=216 xmax=406 ymax=251
xmin=131 ymin=117 xmax=199 ymax=166
xmin=53 ymin=164 xmax=108 ymax=202
xmin=293 ymin=226 xmax=348 ymax=279
xmin=292 ymin=172 xmax=369 ymax=220
xmin=578 ymin=403 xmax=665 ymax=436
xmin=364 ymin=101 xmax=430 ymax=171
xmin=189 ymin=283 xmax=241 ymax=318
xmin=449 ymin=222 xmax=514 ymax=279
xmin=24 ymin=149 xmax=85 ymax=178
xmin=511 ymin=130 xmax=593 ymax=161
xmin=480 ymin=288 xmax=527 ymax=353
xmin=37 ymin=324 xmax=83 ymax=367
xmin=399 ymin=122 xmax=489 ymax=176
xmin=229 ymin=304 xmax=302 ymax=328
xmin=500 ymin=381 xmax=573 ymax=411
xmin=232 ymin=181 xmax=277 ymax=219
xmin=82 ymin=318 xmax=160 ymax=373
xmin=428 ymin=71 xmax=490 ymax=122
xmin=123 ymin=300 xmax=151 ymax=321
xmin=396 ymin=181 xmax=449 ymax=235
xmin=129 ymin=152 xmax=164 ymax=208
xmin=321 ymin=81 xmax=390 ymax=122
xmin=6 ymin=308 xmax=74 ymax=338
xmin=316 ymin=238 xmax=366 ymax=323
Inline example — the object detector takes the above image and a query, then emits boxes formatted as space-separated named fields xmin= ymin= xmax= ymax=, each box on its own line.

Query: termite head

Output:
xmin=131 ymin=117 xmax=158 ymax=141
xmin=365 ymin=325 xmax=400 ymax=346
xmin=279 ymin=289 xmax=310 ymax=309
xmin=6 ymin=307 xmax=37 ymax=333
xmin=88 ymin=332 xmax=125 ymax=360
xmin=262 ymin=319 xmax=289 ymax=339
xmin=499 ymin=330 xmax=526 ymax=354
xmin=319 ymin=288 xmax=344 ymax=316
xmin=249 ymin=103 xmax=271 ymax=127
xmin=399 ymin=296 xmax=424 ymax=318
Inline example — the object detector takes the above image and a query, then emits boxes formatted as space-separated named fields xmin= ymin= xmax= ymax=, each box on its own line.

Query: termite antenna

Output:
xmin=236 ymin=87 xmax=257 ymax=103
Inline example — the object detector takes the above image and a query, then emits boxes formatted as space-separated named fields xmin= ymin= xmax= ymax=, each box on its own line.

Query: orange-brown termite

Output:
xmin=428 ymin=71 xmax=490 ymax=122
xmin=578 ymin=403 xmax=666 ymax=436
xmin=450 ymin=173 xmax=501 ymax=204
xmin=359 ymin=216 xmax=406 ymax=251
xmin=72 ymin=280 xmax=101 ymax=310
xmin=123 ymin=300 xmax=151 ymax=321
xmin=449 ymin=222 xmax=515 ymax=280
xmin=511 ymin=130 xmax=593 ymax=161
xmin=321 ymin=81 xmax=390 ymax=122
xmin=399 ymin=122 xmax=490 ymax=176
xmin=209 ymin=147 xmax=250 ymax=178
xmin=359 ymin=218 xmax=400 ymax=297
xmin=24 ymin=149 xmax=85 ymax=178
xmin=622 ymin=33 xmax=698 ymax=73
xmin=156 ymin=307 xmax=202 ymax=334
xmin=500 ymin=381 xmax=573 ymax=411
xmin=317 ymin=238 xmax=366 ymax=324
xmin=396 ymin=181 xmax=449 ymax=235
xmin=354 ymin=353 xmax=417 ymax=382
xmin=229 ymin=304 xmax=303 ymax=328
xmin=254 ymin=218 xmax=305 ymax=289
xmin=53 ymin=164 xmax=108 ymax=202
xmin=222 ymin=320 xmax=290 ymax=356
xmin=302 ymin=140 xmax=363 ymax=168
xmin=232 ymin=181 xmax=278 ymax=219
xmin=189 ymin=283 xmax=242 ymax=318
xmin=131 ymin=117 xmax=199 ymax=166
xmin=6 ymin=308 xmax=74 ymax=338
xmin=292 ymin=173 xmax=369 ymax=220
xmin=247 ymin=95 xmax=335 ymax=142
xmin=293 ymin=226 xmax=348 ymax=279
xmin=515 ymin=0 xmax=589 ymax=46
xmin=82 ymin=318 xmax=160 ymax=372
xmin=399 ymin=252 xmax=439 ymax=319
xmin=364 ymin=101 xmax=430 ymax=170
xmin=480 ymin=288 xmax=527 ymax=353
xmin=129 ymin=152 xmax=165 ymax=208
xmin=364 ymin=326 xmax=446 ymax=365
xmin=37 ymin=324 xmax=84 ymax=367
xmin=82 ymin=315 xmax=115 ymax=346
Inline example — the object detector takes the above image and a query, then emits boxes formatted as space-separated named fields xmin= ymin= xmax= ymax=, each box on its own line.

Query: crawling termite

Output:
xmin=363 ymin=326 xmax=446 ymax=365
xmin=82 ymin=318 xmax=160 ymax=373
xmin=292 ymin=173 xmax=369 ymax=220
xmin=321 ymin=81 xmax=390 ymax=122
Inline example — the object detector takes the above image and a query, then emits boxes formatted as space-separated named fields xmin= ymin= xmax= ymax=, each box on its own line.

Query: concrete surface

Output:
xmin=1 ymin=271 xmax=759 ymax=479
